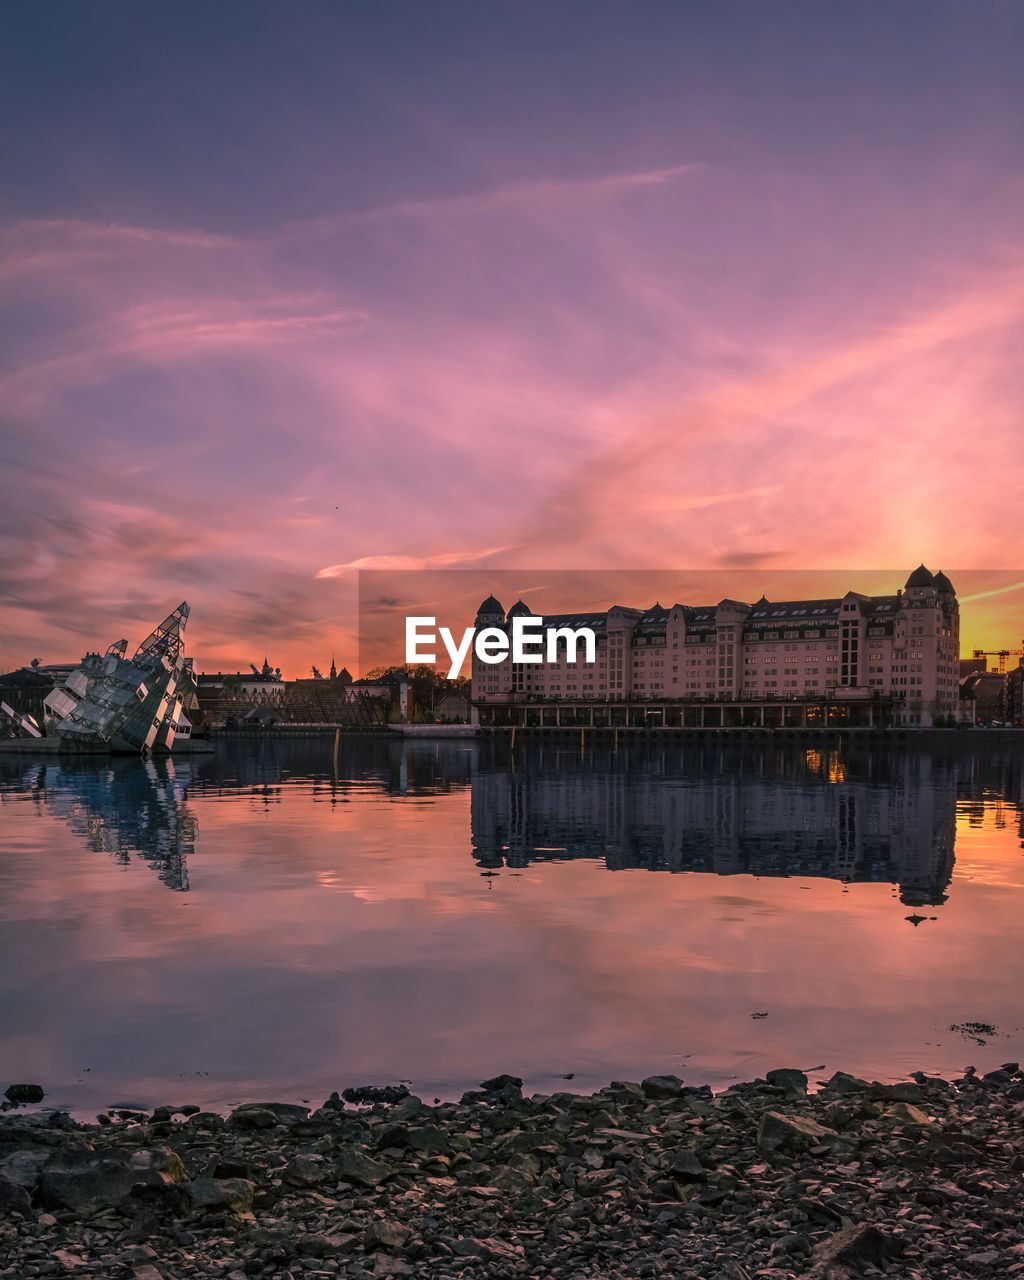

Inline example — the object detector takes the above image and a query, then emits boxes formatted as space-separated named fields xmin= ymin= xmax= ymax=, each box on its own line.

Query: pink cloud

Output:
xmin=2 ymin=157 xmax=1024 ymax=672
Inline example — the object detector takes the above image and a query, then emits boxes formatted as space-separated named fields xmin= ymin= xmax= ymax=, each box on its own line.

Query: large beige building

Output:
xmin=471 ymin=566 xmax=960 ymax=728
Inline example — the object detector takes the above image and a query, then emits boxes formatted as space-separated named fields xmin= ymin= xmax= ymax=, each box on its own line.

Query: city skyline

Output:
xmin=4 ymin=565 xmax=1024 ymax=679
xmin=3 ymin=3 xmax=1024 ymax=671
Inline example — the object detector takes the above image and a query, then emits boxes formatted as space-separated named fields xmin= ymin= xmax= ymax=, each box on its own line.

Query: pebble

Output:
xmin=1 ymin=1066 xmax=1021 ymax=1279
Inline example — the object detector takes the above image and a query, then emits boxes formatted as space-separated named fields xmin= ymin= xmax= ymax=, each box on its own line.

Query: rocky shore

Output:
xmin=3 ymin=1065 xmax=1024 ymax=1279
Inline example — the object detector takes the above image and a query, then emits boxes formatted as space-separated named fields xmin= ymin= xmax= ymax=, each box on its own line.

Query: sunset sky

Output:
xmin=2 ymin=2 xmax=1023 ymax=674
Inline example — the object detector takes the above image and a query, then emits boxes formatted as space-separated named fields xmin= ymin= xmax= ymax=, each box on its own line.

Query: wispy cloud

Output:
xmin=960 ymin=580 xmax=1024 ymax=603
xmin=0 ymin=218 xmax=242 ymax=282
xmin=1 ymin=296 xmax=366 ymax=408
xmin=316 ymin=546 xmax=512 ymax=577
xmin=284 ymin=163 xmax=698 ymax=236
xmin=648 ymin=485 xmax=781 ymax=512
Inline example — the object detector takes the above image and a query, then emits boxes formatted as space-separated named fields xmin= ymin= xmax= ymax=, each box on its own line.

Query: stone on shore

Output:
xmin=38 ymin=1146 xmax=186 ymax=1215
xmin=887 ymin=1100 xmax=932 ymax=1125
xmin=822 ymin=1070 xmax=869 ymax=1094
xmin=336 ymin=1148 xmax=391 ymax=1186
xmin=810 ymin=1221 xmax=898 ymax=1272
xmin=4 ymin=1064 xmax=1023 ymax=1278
xmin=765 ymin=1066 xmax=809 ymax=1096
xmin=640 ymin=1074 xmax=684 ymax=1099
xmin=364 ymin=1218 xmax=410 ymax=1250
xmin=479 ymin=1073 xmax=523 ymax=1091
xmin=664 ymin=1147 xmax=706 ymax=1182
xmin=228 ymin=1101 xmax=309 ymax=1128
xmin=0 ymin=1148 xmax=49 ymax=1190
xmin=757 ymin=1109 xmax=840 ymax=1154
xmin=187 ymin=1176 xmax=255 ymax=1216
xmin=3 ymin=1083 xmax=45 ymax=1105
xmin=341 ymin=1084 xmax=410 ymax=1106
xmin=283 ymin=1152 xmax=330 ymax=1185
xmin=0 ymin=1176 xmax=31 ymax=1212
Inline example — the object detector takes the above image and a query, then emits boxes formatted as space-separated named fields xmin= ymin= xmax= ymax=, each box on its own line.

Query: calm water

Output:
xmin=1 ymin=736 xmax=1023 ymax=1116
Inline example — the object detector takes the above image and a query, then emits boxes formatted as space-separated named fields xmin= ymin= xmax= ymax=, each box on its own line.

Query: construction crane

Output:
xmin=972 ymin=644 xmax=1024 ymax=673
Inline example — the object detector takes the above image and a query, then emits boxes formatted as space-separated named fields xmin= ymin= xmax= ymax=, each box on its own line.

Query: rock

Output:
xmin=184 ymin=1111 xmax=224 ymax=1131
xmin=450 ymin=1237 xmax=520 ymax=1260
xmin=407 ymin=1123 xmax=450 ymax=1155
xmin=52 ymin=1249 xmax=88 ymax=1269
xmin=251 ymin=1101 xmax=309 ymax=1121
xmin=187 ymin=1176 xmax=255 ymax=1216
xmin=664 ymin=1148 xmax=706 ymax=1182
xmin=283 ymin=1153 xmax=329 ymax=1186
xmin=887 ymin=1101 xmax=932 ymax=1126
xmin=388 ymin=1094 xmax=425 ymax=1121
xmin=122 ymin=1178 xmax=190 ymax=1222
xmin=797 ymin=1196 xmax=844 ymax=1227
xmin=9 ymin=1063 xmax=1024 ymax=1277
xmin=810 ymin=1222 xmax=897 ymax=1270
xmin=364 ymin=1218 xmax=410 ymax=1250
xmin=341 ymin=1084 xmax=410 ymax=1106
xmin=756 ymin=1111 xmax=840 ymax=1155
xmin=374 ymin=1122 xmax=410 ymax=1149
xmin=39 ymin=1146 xmax=186 ymax=1215
xmin=462 ymin=1081 xmax=523 ymax=1106
xmin=479 ymin=1073 xmax=523 ymax=1090
xmin=227 ymin=1106 xmax=279 ymax=1130
xmin=3 ymin=1083 xmax=45 ymax=1105
xmin=606 ymin=1080 xmax=644 ymax=1099
xmin=228 ymin=1102 xmax=308 ymax=1127
xmin=821 ymin=1071 xmax=869 ymax=1094
xmin=641 ymin=1074 xmax=684 ymax=1099
xmin=0 ymin=1148 xmax=50 ymax=1190
xmin=0 ymin=1176 xmax=31 ymax=1212
xmin=867 ymin=1081 xmax=924 ymax=1103
xmin=766 ymin=1067 xmax=809 ymax=1096
xmin=982 ymin=1067 xmax=1013 ymax=1084
xmin=372 ymin=1256 xmax=414 ymax=1276
xmin=336 ymin=1148 xmax=390 ymax=1186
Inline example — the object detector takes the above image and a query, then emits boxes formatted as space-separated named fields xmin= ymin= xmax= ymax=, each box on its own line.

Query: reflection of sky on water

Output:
xmin=0 ymin=738 xmax=1022 ymax=1114
xmin=6 ymin=739 xmax=1017 ymax=908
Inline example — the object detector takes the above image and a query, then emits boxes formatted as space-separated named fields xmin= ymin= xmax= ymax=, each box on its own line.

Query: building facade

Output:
xmin=1009 ymin=663 xmax=1024 ymax=726
xmin=471 ymin=566 xmax=960 ymax=728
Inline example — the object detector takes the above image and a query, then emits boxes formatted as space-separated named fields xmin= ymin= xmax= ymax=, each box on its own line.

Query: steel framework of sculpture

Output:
xmin=43 ymin=603 xmax=197 ymax=754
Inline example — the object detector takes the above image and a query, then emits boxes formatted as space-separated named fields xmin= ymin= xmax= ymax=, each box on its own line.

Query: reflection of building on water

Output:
xmin=470 ymin=743 xmax=960 ymax=907
xmin=187 ymin=735 xmax=475 ymax=803
xmin=9 ymin=757 xmax=196 ymax=891
xmin=4 ymin=736 xmax=1020 ymax=903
